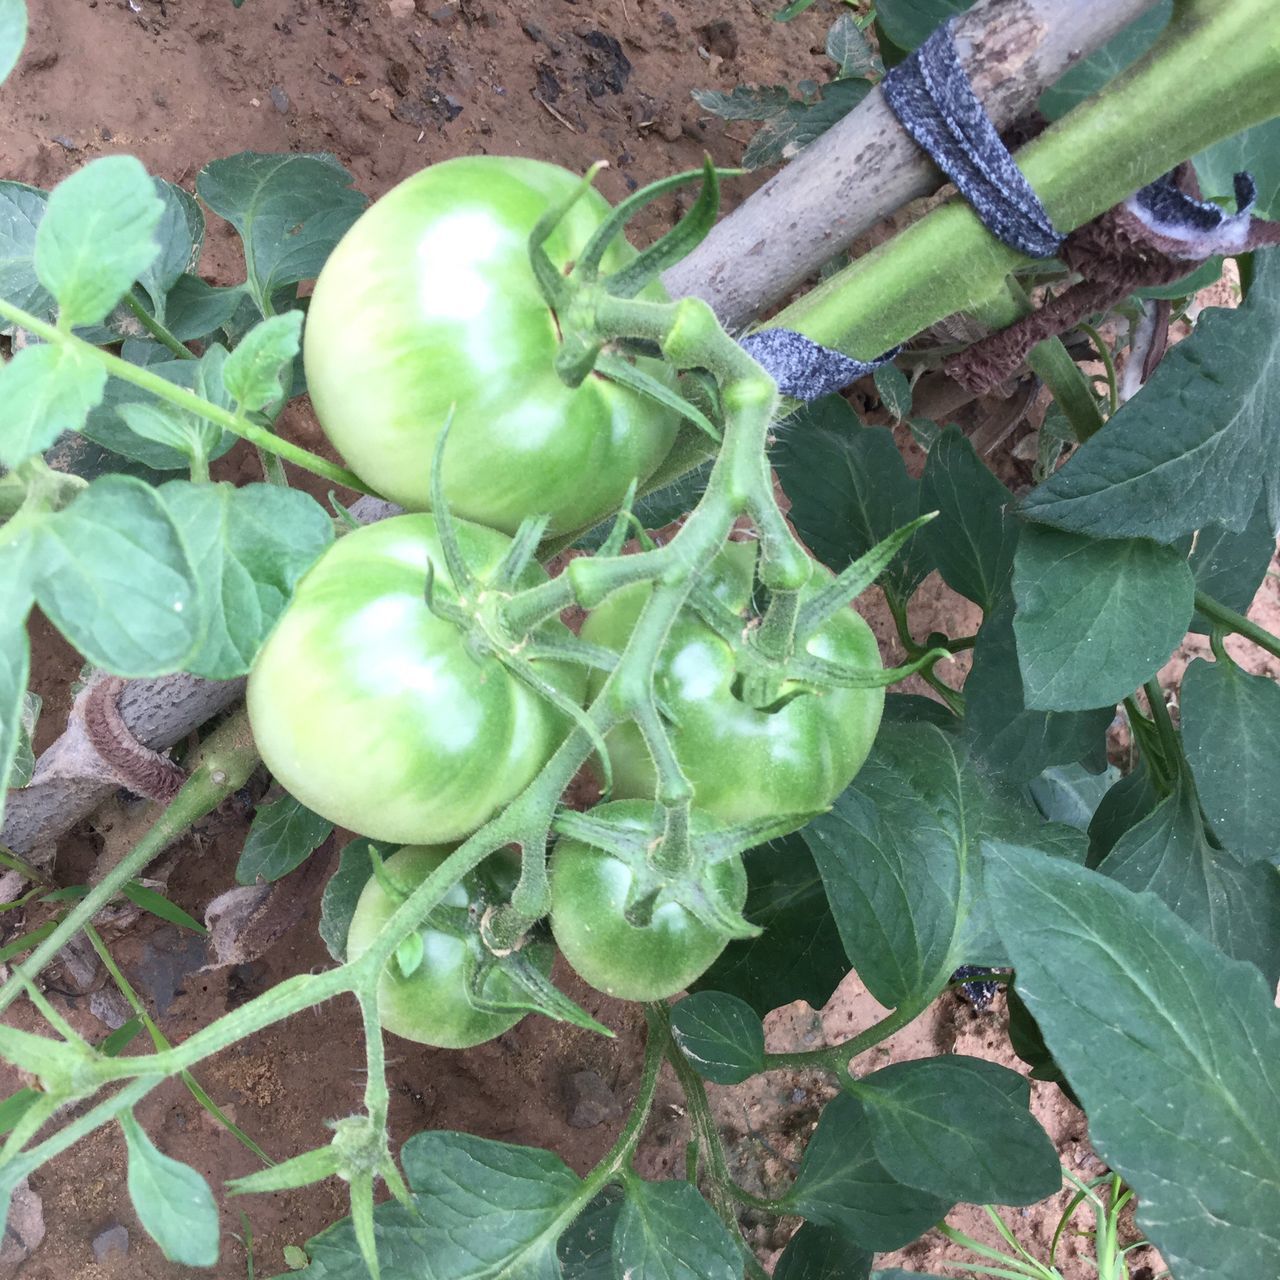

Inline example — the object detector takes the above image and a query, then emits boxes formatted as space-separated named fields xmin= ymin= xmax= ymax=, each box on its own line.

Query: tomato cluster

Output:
xmin=247 ymin=157 xmax=887 ymax=1045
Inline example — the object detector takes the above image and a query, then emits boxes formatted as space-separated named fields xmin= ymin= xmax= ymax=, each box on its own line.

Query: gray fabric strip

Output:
xmin=882 ymin=19 xmax=1063 ymax=259
xmin=738 ymin=329 xmax=900 ymax=402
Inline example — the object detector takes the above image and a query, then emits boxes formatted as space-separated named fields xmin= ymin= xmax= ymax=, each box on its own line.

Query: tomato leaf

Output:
xmin=775 ymin=1223 xmax=873 ymax=1279
xmin=159 ymin=480 xmax=334 ymax=680
xmin=0 ymin=342 xmax=107 ymax=469
xmin=1086 ymin=761 xmax=1161 ymax=867
xmin=613 ymin=1180 xmax=740 ymax=1280
xmin=195 ymin=152 xmax=366 ymax=316
xmin=775 ymin=397 xmax=932 ymax=605
xmin=1012 ymin=527 xmax=1193 ymax=712
xmin=32 ymin=475 xmax=203 ymax=675
xmin=1020 ymin=251 xmax=1280 ymax=540
xmin=557 ymin=1190 xmax=621 ymax=1279
xmin=120 ymin=1110 xmax=219 ymax=1267
xmin=289 ymin=1131 xmax=584 ymax=1278
xmin=319 ymin=838 xmax=393 ymax=964
xmin=135 ymin=178 xmax=204 ymax=322
xmin=0 ymin=0 xmax=27 ymax=86
xmin=804 ymin=722 xmax=1085 ymax=1007
xmin=986 ymin=841 xmax=1280 ymax=1280
xmin=855 ymin=1056 xmax=1059 ymax=1206
xmin=223 ymin=311 xmax=304 ymax=414
xmin=1196 ymin=116 xmax=1280 ymax=218
xmin=825 ymin=14 xmax=879 ymax=80
xmin=236 ymin=792 xmax=333 ymax=885
xmin=918 ymin=426 xmax=1016 ymax=611
xmin=0 ymin=553 xmax=34 ymax=830
xmin=783 ymin=1093 xmax=951 ymax=1251
xmin=0 ymin=180 xmax=51 ymax=328
xmin=873 ymin=0 xmax=971 ymax=52
xmin=1189 ymin=500 xmax=1276 ymax=633
xmin=34 ymin=156 xmax=164 ymax=329
xmin=1181 ymin=658 xmax=1280 ymax=866
xmin=1027 ymin=762 xmax=1118 ymax=832
xmin=669 ymin=991 xmax=765 ymax=1084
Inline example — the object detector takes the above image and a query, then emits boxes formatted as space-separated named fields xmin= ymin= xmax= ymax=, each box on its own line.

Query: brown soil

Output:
xmin=2 ymin=3 xmax=1276 ymax=1279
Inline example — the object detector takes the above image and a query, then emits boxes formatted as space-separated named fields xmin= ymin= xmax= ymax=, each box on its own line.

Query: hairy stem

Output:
xmin=1194 ymin=591 xmax=1280 ymax=662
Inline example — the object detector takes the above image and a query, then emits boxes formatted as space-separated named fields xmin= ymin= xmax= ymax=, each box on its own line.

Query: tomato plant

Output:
xmin=247 ymin=513 xmax=585 ymax=844
xmin=303 ymin=155 xmax=680 ymax=536
xmin=579 ymin=538 xmax=885 ymax=826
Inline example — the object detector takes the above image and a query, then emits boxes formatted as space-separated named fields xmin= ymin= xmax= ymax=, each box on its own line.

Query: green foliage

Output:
xmin=237 ymin=792 xmax=334 ymax=884
xmin=669 ymin=991 xmax=765 ymax=1084
xmin=614 ymin=1180 xmax=741 ymax=1280
xmin=0 ymin=0 xmax=27 ymax=85
xmin=1197 ymin=116 xmax=1280 ymax=216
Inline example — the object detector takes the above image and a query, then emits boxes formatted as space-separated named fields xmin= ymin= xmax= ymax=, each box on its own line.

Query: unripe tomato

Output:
xmin=303 ymin=156 xmax=679 ymax=536
xmin=346 ymin=845 xmax=547 ymax=1048
xmin=550 ymin=801 xmax=748 ymax=1001
xmin=579 ymin=543 xmax=883 ymax=825
xmin=247 ymin=513 xmax=585 ymax=844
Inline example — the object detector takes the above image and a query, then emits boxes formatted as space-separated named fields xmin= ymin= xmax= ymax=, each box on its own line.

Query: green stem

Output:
xmin=771 ymin=0 xmax=1280 ymax=359
xmin=0 ymin=712 xmax=259 ymax=1018
xmin=123 ymin=292 xmax=196 ymax=360
xmin=0 ymin=297 xmax=374 ymax=495
xmin=1142 ymin=679 xmax=1181 ymax=772
xmin=1078 ymin=322 xmax=1118 ymax=418
xmin=763 ymin=991 xmax=934 ymax=1075
xmin=1194 ymin=590 xmax=1280 ymax=661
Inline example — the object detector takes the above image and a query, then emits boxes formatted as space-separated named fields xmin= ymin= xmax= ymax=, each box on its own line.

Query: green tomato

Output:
xmin=550 ymin=801 xmax=747 ymax=1001
xmin=579 ymin=542 xmax=884 ymax=825
xmin=346 ymin=845 xmax=547 ymax=1048
xmin=247 ymin=513 xmax=585 ymax=844
xmin=303 ymin=155 xmax=679 ymax=536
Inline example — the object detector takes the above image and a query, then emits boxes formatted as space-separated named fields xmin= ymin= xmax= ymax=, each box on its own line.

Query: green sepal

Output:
xmin=598 ymin=477 xmax=641 ymax=558
xmin=595 ymin=352 xmax=721 ymax=442
xmin=394 ymin=930 xmax=426 ymax=980
xmin=784 ymin=646 xmax=954 ymax=692
xmin=467 ymin=940 xmax=614 ymax=1038
xmin=671 ymin=871 xmax=761 ymax=942
xmin=521 ymin=635 xmax=620 ymax=677
xmin=527 ymin=160 xmax=607 ymax=311
xmin=492 ymin=513 xmax=551 ymax=591
xmin=427 ymin=411 xmax=478 ymax=598
xmin=226 ymin=1145 xmax=341 ymax=1196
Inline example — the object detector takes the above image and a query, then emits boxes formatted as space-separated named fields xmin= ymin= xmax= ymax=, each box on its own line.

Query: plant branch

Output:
xmin=1194 ymin=591 xmax=1280 ymax=662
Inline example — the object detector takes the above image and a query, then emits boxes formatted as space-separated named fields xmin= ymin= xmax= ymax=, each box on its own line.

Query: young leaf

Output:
xmin=0 ymin=180 xmax=51 ymax=326
xmin=774 ymin=1222 xmax=874 ymax=1280
xmin=1181 ymin=658 xmax=1280 ymax=865
xmin=120 ymin=1110 xmax=220 ymax=1267
xmin=136 ymin=178 xmax=205 ymax=322
xmin=195 ymin=152 xmax=367 ymax=316
xmin=919 ymin=426 xmax=1017 ymax=610
xmin=1096 ymin=771 xmax=1280 ymax=984
xmin=32 ymin=474 xmax=203 ymax=675
xmin=774 ymin=397 xmax=930 ymax=604
xmin=158 ymin=480 xmax=334 ymax=680
xmin=0 ymin=342 xmax=107 ymax=468
xmin=115 ymin=402 xmax=215 ymax=470
xmin=613 ymin=1180 xmax=740 ymax=1280
xmin=223 ymin=310 xmax=304 ymax=413
xmin=237 ymin=792 xmax=334 ymax=885
xmin=825 ymin=13 xmax=878 ymax=79
xmin=1039 ymin=1 xmax=1172 ymax=119
xmin=319 ymin=839 xmax=393 ymax=964
xmin=289 ymin=1131 xmax=583 ymax=1278
xmin=34 ymin=156 xmax=164 ymax=328
xmin=0 ymin=0 xmax=27 ymax=85
xmin=1027 ymin=762 xmax=1118 ymax=832
xmin=872 ymin=363 xmax=911 ymax=423
xmin=164 ymin=274 xmax=246 ymax=342
xmin=874 ymin=0 xmax=972 ymax=52
xmin=1012 ymin=527 xmax=1194 ymax=712
xmin=855 ymin=1056 xmax=1060 ymax=1206
xmin=692 ymin=832 xmax=849 ymax=1016
xmin=1020 ymin=251 xmax=1280 ymax=540
xmin=669 ymin=991 xmax=765 ymax=1084
xmin=965 ymin=597 xmax=1113 ymax=785
xmin=1188 ymin=500 xmax=1276 ymax=633
xmin=986 ymin=841 xmax=1280 ymax=1280
xmin=784 ymin=1093 xmax=951 ymax=1251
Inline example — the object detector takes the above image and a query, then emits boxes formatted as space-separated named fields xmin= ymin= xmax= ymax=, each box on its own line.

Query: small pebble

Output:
xmin=269 ymin=84 xmax=290 ymax=113
xmin=564 ymin=1070 xmax=622 ymax=1129
xmin=92 ymin=1224 xmax=130 ymax=1263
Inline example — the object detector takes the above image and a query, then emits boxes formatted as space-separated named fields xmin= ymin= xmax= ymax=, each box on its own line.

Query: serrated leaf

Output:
xmin=290 ymin=1131 xmax=583 ymax=1278
xmin=0 ymin=0 xmax=27 ymax=85
xmin=196 ymin=151 xmax=366 ymax=316
xmin=121 ymin=1110 xmax=219 ymax=1267
xmin=691 ymin=84 xmax=795 ymax=123
xmin=1012 ymin=527 xmax=1194 ymax=712
xmin=872 ymin=363 xmax=911 ymax=423
xmin=0 ymin=180 xmax=50 ymax=328
xmin=136 ymin=179 xmax=204 ymax=321
xmin=784 ymin=1093 xmax=951 ymax=1251
xmin=742 ymin=78 xmax=873 ymax=169
xmin=319 ymin=838 xmax=392 ymax=964
xmin=986 ymin=841 xmax=1280 ymax=1280
xmin=115 ymin=401 xmax=219 ymax=469
xmin=1020 ymin=251 xmax=1280 ymax=540
xmin=1181 ymin=658 xmax=1280 ymax=865
xmin=0 ymin=342 xmax=107 ymax=467
xmin=919 ymin=426 xmax=1016 ymax=610
xmin=692 ymin=832 xmax=848 ymax=1016
xmin=857 ymin=1056 xmax=1059 ymax=1206
xmin=804 ymin=722 xmax=1085 ymax=1007
xmin=1196 ymin=116 xmax=1280 ymax=218
xmin=825 ymin=13 xmax=878 ymax=79
xmin=32 ymin=475 xmax=202 ymax=675
xmin=237 ymin=792 xmax=334 ymax=885
xmin=774 ymin=1223 xmax=873 ymax=1280
xmin=874 ymin=0 xmax=971 ymax=52
xmin=613 ymin=1180 xmax=740 ymax=1280
xmin=1189 ymin=500 xmax=1276 ymax=633
xmin=965 ymin=596 xmax=1113 ymax=784
xmin=34 ymin=156 xmax=164 ymax=328
xmin=774 ymin=398 xmax=931 ymax=604
xmin=1097 ymin=771 xmax=1280 ymax=984
xmin=223 ymin=310 xmax=303 ymax=413
xmin=669 ymin=991 xmax=765 ymax=1084
xmin=159 ymin=480 xmax=333 ymax=679
xmin=1039 ymin=2 xmax=1172 ymax=119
